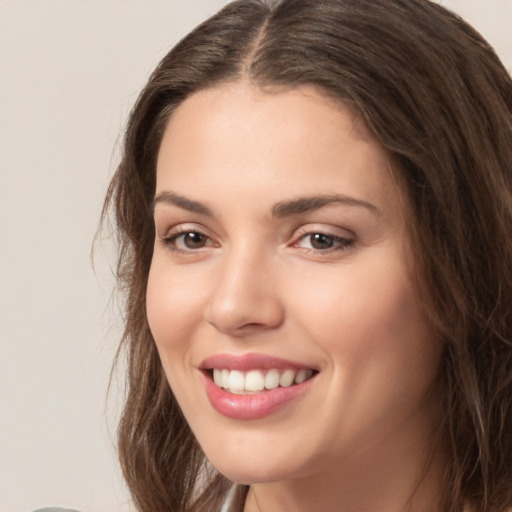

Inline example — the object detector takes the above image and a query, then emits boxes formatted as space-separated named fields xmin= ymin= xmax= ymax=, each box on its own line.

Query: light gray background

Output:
xmin=1 ymin=1 xmax=510 ymax=511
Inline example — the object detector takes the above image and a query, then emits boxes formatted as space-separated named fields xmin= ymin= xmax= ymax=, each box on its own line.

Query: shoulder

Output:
xmin=30 ymin=508 xmax=81 ymax=512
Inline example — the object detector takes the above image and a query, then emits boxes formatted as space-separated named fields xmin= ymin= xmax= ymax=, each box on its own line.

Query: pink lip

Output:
xmin=200 ymin=352 xmax=314 ymax=371
xmin=203 ymin=376 xmax=314 ymax=419
xmin=199 ymin=353 xmax=317 ymax=420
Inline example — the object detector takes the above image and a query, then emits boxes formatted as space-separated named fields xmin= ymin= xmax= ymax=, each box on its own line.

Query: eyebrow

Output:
xmin=271 ymin=194 xmax=380 ymax=217
xmin=152 ymin=191 xmax=379 ymax=217
xmin=153 ymin=191 xmax=213 ymax=216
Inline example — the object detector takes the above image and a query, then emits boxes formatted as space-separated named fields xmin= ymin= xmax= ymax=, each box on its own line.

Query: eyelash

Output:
xmin=292 ymin=232 xmax=354 ymax=254
xmin=161 ymin=229 xmax=354 ymax=254
xmin=160 ymin=228 xmax=215 ymax=254
xmin=159 ymin=228 xmax=355 ymax=256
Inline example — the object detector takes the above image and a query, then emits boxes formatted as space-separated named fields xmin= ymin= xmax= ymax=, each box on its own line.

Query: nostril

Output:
xmin=204 ymin=272 xmax=285 ymax=336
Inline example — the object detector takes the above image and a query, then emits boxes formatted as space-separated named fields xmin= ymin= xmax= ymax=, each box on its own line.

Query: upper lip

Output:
xmin=200 ymin=353 xmax=317 ymax=371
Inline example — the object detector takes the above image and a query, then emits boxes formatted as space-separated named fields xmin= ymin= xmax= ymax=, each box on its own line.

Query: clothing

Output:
xmin=221 ymin=483 xmax=238 ymax=512
xmin=30 ymin=508 xmax=81 ymax=512
xmin=30 ymin=486 xmax=237 ymax=512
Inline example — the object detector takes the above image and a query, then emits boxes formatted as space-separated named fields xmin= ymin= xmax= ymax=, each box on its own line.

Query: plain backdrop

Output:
xmin=0 ymin=1 xmax=510 ymax=511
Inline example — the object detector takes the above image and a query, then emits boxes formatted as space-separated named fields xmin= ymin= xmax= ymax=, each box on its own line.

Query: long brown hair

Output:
xmin=103 ymin=1 xmax=512 ymax=510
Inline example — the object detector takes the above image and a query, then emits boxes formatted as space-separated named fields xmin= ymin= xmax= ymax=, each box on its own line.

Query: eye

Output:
xmin=177 ymin=231 xmax=209 ymax=249
xmin=161 ymin=229 xmax=215 ymax=252
xmin=294 ymin=232 xmax=353 ymax=252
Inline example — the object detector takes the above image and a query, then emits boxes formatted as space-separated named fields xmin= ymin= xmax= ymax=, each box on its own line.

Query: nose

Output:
xmin=205 ymin=247 xmax=285 ymax=337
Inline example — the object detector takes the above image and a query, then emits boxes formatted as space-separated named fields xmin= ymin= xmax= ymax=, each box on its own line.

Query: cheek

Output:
xmin=146 ymin=259 xmax=205 ymax=356
xmin=292 ymin=258 xmax=415 ymax=334
xmin=288 ymin=250 xmax=440 ymax=381
xmin=146 ymin=262 xmax=203 ymax=406
xmin=293 ymin=258 xmax=441 ymax=444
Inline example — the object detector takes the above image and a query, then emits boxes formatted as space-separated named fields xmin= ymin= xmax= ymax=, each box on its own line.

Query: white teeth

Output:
xmin=245 ymin=370 xmax=265 ymax=391
xmin=212 ymin=368 xmax=314 ymax=393
xmin=279 ymin=369 xmax=295 ymax=387
xmin=228 ymin=370 xmax=245 ymax=391
xmin=295 ymin=369 xmax=311 ymax=384
xmin=213 ymin=368 xmax=223 ymax=387
xmin=221 ymin=369 xmax=229 ymax=389
xmin=264 ymin=369 xmax=280 ymax=389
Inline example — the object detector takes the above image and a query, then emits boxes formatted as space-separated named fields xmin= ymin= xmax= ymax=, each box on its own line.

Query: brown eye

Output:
xmin=309 ymin=233 xmax=335 ymax=250
xmin=294 ymin=232 xmax=353 ymax=253
xmin=161 ymin=230 xmax=214 ymax=252
xmin=181 ymin=232 xmax=208 ymax=249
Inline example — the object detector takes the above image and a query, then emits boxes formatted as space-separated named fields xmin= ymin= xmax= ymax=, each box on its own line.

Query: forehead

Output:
xmin=155 ymin=81 xmax=402 ymax=217
xmin=159 ymin=81 xmax=375 ymax=159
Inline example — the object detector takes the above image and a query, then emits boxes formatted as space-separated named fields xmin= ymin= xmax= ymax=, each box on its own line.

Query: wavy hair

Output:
xmin=103 ymin=1 xmax=512 ymax=510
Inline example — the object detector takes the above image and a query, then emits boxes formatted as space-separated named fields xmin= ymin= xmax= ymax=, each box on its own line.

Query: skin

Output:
xmin=147 ymin=82 xmax=444 ymax=512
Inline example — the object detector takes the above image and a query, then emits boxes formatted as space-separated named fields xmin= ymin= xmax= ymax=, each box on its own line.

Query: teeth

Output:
xmin=279 ymin=369 xmax=295 ymax=387
xmin=221 ymin=369 xmax=229 ymax=389
xmin=264 ymin=369 xmax=280 ymax=390
xmin=228 ymin=370 xmax=245 ymax=391
xmin=211 ymin=368 xmax=314 ymax=393
xmin=245 ymin=370 xmax=265 ymax=392
xmin=295 ymin=368 xmax=309 ymax=384
xmin=213 ymin=368 xmax=223 ymax=387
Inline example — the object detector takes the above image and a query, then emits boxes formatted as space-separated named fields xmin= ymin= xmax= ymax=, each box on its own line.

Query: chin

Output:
xmin=202 ymin=439 xmax=312 ymax=485
xmin=211 ymin=460 xmax=290 ymax=485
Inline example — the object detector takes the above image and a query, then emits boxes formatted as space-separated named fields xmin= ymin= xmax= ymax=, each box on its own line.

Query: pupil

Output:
xmin=184 ymin=232 xmax=205 ymax=248
xmin=311 ymin=233 xmax=333 ymax=249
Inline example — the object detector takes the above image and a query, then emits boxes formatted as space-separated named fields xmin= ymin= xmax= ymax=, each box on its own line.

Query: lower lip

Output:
xmin=203 ymin=373 xmax=314 ymax=420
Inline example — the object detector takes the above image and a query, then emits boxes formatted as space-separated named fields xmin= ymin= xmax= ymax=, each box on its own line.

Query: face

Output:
xmin=147 ymin=82 xmax=442 ymax=485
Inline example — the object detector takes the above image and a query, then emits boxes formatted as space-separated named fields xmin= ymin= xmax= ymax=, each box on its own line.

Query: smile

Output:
xmin=200 ymin=353 xmax=318 ymax=419
xmin=212 ymin=368 xmax=315 ymax=394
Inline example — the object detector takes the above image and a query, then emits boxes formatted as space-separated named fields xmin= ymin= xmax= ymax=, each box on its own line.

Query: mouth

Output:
xmin=208 ymin=368 xmax=316 ymax=394
xmin=199 ymin=353 xmax=318 ymax=419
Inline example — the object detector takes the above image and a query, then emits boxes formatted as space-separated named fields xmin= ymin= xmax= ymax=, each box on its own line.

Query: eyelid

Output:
xmin=291 ymin=223 xmax=355 ymax=241
xmin=289 ymin=224 xmax=356 ymax=254
xmin=158 ymin=221 xmax=212 ymax=238
xmin=159 ymin=223 xmax=219 ymax=253
xmin=156 ymin=222 xmax=355 ymax=256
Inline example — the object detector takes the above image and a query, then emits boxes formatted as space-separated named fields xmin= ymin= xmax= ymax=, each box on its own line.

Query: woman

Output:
xmin=104 ymin=0 xmax=512 ymax=510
